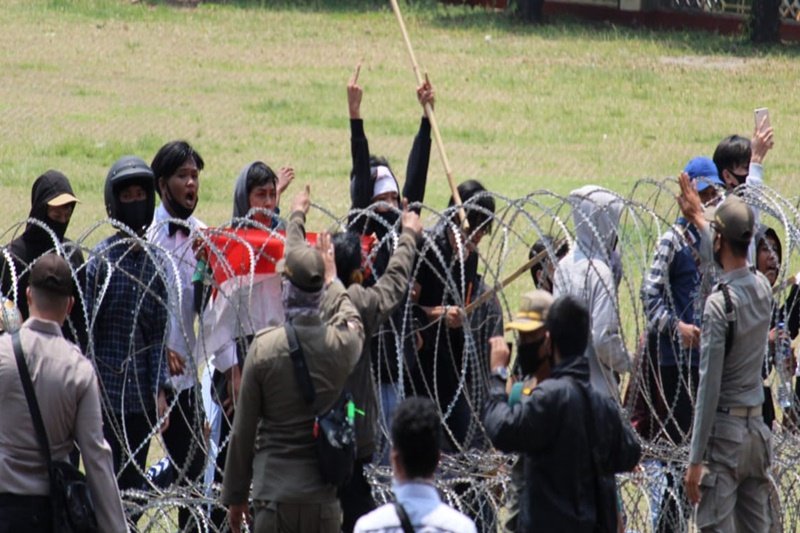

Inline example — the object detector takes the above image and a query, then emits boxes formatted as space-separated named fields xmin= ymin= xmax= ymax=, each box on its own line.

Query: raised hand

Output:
xmin=291 ymin=184 xmax=311 ymax=215
xmin=400 ymin=198 xmax=423 ymax=236
xmin=417 ymin=73 xmax=435 ymax=116
xmin=347 ymin=62 xmax=363 ymax=120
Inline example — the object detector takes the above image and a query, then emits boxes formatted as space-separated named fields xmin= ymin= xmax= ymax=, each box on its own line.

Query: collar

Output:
xmin=153 ymin=203 xmax=205 ymax=236
xmin=290 ymin=314 xmax=323 ymax=327
xmin=393 ymin=480 xmax=441 ymax=504
xmin=721 ymin=266 xmax=751 ymax=283
xmin=23 ymin=317 xmax=64 ymax=337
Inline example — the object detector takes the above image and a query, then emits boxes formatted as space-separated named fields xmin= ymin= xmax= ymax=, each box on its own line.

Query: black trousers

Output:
xmin=162 ymin=387 xmax=207 ymax=532
xmin=657 ymin=364 xmax=698 ymax=533
xmin=338 ymin=457 xmax=377 ymax=533
xmin=0 ymin=494 xmax=51 ymax=533
xmin=104 ymin=411 xmax=153 ymax=491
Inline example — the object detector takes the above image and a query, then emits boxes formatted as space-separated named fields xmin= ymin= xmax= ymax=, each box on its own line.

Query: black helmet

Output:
xmin=104 ymin=156 xmax=156 ymax=232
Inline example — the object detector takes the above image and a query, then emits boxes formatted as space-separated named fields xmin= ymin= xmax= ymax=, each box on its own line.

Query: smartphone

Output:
xmin=755 ymin=107 xmax=770 ymax=132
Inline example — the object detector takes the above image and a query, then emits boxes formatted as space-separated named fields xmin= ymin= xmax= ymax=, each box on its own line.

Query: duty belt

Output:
xmin=717 ymin=405 xmax=762 ymax=418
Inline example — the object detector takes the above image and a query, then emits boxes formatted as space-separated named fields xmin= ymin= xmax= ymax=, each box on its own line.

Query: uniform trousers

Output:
xmin=253 ymin=500 xmax=341 ymax=533
xmin=697 ymin=412 xmax=772 ymax=532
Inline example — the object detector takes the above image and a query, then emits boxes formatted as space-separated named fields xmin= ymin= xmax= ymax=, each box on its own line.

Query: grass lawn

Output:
xmin=1 ymin=0 xmax=799 ymax=237
xmin=5 ymin=1 xmax=800 ymax=530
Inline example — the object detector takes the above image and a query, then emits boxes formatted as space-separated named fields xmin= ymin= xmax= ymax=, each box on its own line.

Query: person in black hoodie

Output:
xmin=346 ymin=65 xmax=434 ymax=448
xmin=0 ymin=170 xmax=86 ymax=348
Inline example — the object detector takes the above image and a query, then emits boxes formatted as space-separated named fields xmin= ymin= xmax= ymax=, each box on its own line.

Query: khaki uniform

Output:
xmin=222 ymin=211 xmax=364 ymax=533
xmin=690 ymin=267 xmax=773 ymax=532
xmin=0 ymin=318 xmax=128 ymax=533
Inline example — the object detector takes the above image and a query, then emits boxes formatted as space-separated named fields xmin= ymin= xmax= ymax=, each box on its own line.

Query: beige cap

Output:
xmin=47 ymin=192 xmax=80 ymax=207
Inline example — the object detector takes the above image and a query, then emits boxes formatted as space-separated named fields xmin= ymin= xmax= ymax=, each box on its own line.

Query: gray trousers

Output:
xmin=253 ymin=500 xmax=341 ymax=533
xmin=697 ymin=413 xmax=772 ymax=532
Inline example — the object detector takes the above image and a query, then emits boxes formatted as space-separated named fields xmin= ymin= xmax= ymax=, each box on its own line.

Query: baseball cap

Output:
xmin=277 ymin=245 xmax=325 ymax=292
xmin=684 ymin=157 xmax=724 ymax=193
xmin=29 ymin=253 xmax=74 ymax=297
xmin=704 ymin=194 xmax=755 ymax=245
xmin=505 ymin=290 xmax=554 ymax=333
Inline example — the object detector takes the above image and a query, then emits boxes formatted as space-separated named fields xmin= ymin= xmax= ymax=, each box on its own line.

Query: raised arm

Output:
xmin=403 ymin=80 xmax=434 ymax=205
xmin=360 ymin=202 xmax=422 ymax=328
xmin=348 ymin=64 xmax=373 ymax=212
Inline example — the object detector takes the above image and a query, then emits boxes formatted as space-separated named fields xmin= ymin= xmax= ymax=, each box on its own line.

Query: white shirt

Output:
xmin=354 ymin=481 xmax=476 ymax=533
xmin=197 ymin=272 xmax=283 ymax=372
xmin=147 ymin=203 xmax=206 ymax=392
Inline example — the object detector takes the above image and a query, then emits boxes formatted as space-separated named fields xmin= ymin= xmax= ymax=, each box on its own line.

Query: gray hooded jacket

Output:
xmin=554 ymin=185 xmax=631 ymax=398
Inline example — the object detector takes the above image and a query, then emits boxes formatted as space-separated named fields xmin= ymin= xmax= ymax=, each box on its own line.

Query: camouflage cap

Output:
xmin=505 ymin=290 xmax=554 ymax=333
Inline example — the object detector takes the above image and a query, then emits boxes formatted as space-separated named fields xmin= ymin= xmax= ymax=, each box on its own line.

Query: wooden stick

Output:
xmin=388 ymin=0 xmax=469 ymax=231
xmin=464 ymin=240 xmax=566 ymax=315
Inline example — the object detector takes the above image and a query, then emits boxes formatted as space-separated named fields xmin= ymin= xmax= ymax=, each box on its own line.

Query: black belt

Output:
xmin=0 ymin=493 xmax=50 ymax=507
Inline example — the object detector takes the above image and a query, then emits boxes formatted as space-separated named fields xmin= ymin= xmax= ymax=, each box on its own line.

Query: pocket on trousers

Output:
xmin=707 ymin=417 xmax=745 ymax=469
xmin=755 ymin=421 xmax=774 ymax=467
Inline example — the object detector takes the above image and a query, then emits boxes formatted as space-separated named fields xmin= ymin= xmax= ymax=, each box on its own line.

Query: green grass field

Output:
xmin=2 ymin=0 xmax=799 ymax=239
xmin=5 ymin=3 xmax=800 ymax=530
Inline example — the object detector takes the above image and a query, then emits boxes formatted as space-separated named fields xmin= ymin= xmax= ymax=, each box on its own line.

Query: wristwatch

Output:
xmin=491 ymin=366 xmax=509 ymax=381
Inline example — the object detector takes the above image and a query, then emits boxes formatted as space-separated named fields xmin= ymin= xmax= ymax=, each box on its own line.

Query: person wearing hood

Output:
xmin=146 ymin=139 xmax=207 ymax=532
xmin=0 ymin=170 xmax=87 ymax=348
xmin=346 ymin=66 xmax=435 ymax=438
xmin=553 ymin=185 xmax=631 ymax=399
xmin=483 ymin=295 xmax=641 ymax=533
xmin=83 ymin=156 xmax=171 ymax=503
xmin=200 ymin=160 xmax=294 ymax=531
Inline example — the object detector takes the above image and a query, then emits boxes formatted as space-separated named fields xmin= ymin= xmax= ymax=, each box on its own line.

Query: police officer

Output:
xmin=0 ymin=254 xmax=127 ymax=532
xmin=221 ymin=185 xmax=364 ymax=533
xmin=679 ymin=180 xmax=774 ymax=532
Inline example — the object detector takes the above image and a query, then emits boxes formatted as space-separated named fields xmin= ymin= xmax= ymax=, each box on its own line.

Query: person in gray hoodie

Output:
xmin=553 ymin=185 xmax=631 ymax=399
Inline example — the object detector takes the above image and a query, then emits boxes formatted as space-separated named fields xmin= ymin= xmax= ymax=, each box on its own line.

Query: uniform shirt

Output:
xmin=0 ymin=318 xmax=128 ymax=533
xmin=354 ymin=481 xmax=476 ymax=533
xmin=147 ymin=203 xmax=206 ymax=392
xmin=84 ymin=234 xmax=169 ymax=414
xmin=221 ymin=211 xmax=364 ymax=505
xmin=689 ymin=267 xmax=773 ymax=464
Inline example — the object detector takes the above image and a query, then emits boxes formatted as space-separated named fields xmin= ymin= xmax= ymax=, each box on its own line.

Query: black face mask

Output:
xmin=366 ymin=210 xmax=400 ymax=239
xmin=517 ymin=338 xmax=546 ymax=376
xmin=45 ymin=217 xmax=68 ymax=241
xmin=118 ymin=199 xmax=152 ymax=236
xmin=163 ymin=181 xmax=196 ymax=220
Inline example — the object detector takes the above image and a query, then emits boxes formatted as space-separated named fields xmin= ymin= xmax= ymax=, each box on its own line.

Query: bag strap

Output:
xmin=11 ymin=331 xmax=53 ymax=470
xmin=285 ymin=322 xmax=316 ymax=406
xmin=718 ymin=282 xmax=735 ymax=358
xmin=394 ymin=502 xmax=415 ymax=533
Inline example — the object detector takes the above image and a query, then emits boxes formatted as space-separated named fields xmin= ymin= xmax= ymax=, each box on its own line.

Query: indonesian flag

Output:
xmin=202 ymin=228 xmax=376 ymax=287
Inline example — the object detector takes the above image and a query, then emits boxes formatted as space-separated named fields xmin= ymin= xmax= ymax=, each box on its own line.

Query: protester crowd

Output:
xmin=0 ymin=68 xmax=789 ymax=533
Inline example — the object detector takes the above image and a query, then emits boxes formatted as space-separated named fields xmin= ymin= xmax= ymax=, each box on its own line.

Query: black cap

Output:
xmin=29 ymin=254 xmax=74 ymax=297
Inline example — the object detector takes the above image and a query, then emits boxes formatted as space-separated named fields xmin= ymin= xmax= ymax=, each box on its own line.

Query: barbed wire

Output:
xmin=1 ymin=177 xmax=799 ymax=532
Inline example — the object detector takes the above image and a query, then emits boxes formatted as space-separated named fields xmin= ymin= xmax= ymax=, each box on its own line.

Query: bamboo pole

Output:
xmin=465 ymin=240 xmax=566 ymax=315
xmin=388 ymin=0 xmax=469 ymax=231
